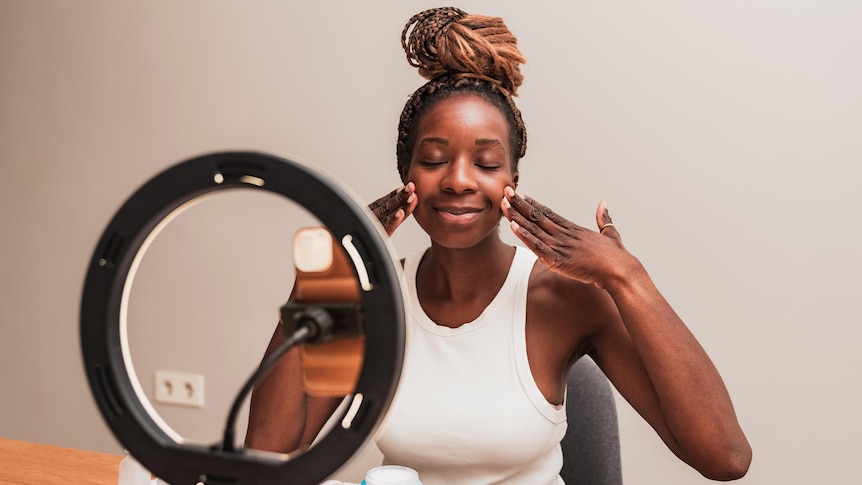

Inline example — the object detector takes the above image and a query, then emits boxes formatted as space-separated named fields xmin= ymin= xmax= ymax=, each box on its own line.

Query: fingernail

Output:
xmin=510 ymin=220 xmax=520 ymax=231
xmin=502 ymin=198 xmax=511 ymax=209
xmin=407 ymin=193 xmax=416 ymax=203
xmin=504 ymin=186 xmax=515 ymax=197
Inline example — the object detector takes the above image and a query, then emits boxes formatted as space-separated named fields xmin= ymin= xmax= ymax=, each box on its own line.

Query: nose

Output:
xmin=441 ymin=157 xmax=477 ymax=194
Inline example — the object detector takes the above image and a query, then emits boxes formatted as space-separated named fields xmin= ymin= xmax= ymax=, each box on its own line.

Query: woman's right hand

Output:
xmin=368 ymin=182 xmax=417 ymax=236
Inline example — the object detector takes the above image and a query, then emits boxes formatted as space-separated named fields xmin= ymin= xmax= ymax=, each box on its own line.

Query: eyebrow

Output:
xmin=417 ymin=137 xmax=504 ymax=149
xmin=419 ymin=137 xmax=448 ymax=146
xmin=475 ymin=138 xmax=505 ymax=150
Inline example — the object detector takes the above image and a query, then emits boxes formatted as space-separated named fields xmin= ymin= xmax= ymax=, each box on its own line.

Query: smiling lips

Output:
xmin=435 ymin=205 xmax=484 ymax=224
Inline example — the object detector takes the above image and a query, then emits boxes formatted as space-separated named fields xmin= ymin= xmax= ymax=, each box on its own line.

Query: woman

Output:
xmin=248 ymin=7 xmax=751 ymax=483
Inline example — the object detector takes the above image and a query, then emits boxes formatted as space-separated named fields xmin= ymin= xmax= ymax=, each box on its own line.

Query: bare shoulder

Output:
xmin=527 ymin=260 xmax=621 ymax=354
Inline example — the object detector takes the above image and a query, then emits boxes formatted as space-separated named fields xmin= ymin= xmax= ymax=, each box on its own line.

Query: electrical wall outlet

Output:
xmin=154 ymin=370 xmax=205 ymax=408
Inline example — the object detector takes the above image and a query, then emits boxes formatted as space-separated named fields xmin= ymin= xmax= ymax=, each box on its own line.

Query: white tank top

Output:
xmin=376 ymin=246 xmax=567 ymax=485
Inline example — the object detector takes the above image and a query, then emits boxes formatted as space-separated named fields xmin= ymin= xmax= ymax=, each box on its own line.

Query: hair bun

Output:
xmin=401 ymin=7 xmax=526 ymax=96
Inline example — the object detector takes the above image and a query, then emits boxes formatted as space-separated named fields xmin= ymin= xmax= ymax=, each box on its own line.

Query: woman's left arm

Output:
xmin=502 ymin=188 xmax=752 ymax=481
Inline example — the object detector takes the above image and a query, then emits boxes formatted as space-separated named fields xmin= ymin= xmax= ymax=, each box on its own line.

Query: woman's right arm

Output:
xmin=245 ymin=322 xmax=342 ymax=453
xmin=246 ymin=183 xmax=415 ymax=452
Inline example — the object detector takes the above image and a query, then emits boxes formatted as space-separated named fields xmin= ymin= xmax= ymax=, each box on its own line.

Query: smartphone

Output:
xmin=283 ymin=227 xmax=365 ymax=396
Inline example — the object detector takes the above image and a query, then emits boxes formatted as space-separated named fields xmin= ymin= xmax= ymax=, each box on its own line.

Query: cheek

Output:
xmin=483 ymin=174 xmax=515 ymax=202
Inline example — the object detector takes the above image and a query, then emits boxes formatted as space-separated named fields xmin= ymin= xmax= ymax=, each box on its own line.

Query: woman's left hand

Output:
xmin=504 ymin=186 xmax=753 ymax=478
xmin=501 ymin=186 xmax=633 ymax=289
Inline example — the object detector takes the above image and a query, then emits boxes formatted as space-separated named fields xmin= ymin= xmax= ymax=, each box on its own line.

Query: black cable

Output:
xmin=221 ymin=325 xmax=311 ymax=452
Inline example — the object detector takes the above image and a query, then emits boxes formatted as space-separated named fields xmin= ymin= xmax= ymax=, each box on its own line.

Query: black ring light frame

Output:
xmin=81 ymin=151 xmax=405 ymax=485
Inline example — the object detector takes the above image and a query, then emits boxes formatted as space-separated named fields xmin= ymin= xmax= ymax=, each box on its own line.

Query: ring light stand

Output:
xmin=80 ymin=152 xmax=405 ymax=485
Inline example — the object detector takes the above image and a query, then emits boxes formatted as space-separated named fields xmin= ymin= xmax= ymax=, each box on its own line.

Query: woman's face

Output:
xmin=405 ymin=94 xmax=518 ymax=249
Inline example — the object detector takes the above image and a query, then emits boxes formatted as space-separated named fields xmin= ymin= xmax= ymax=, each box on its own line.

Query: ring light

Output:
xmin=80 ymin=151 xmax=405 ymax=485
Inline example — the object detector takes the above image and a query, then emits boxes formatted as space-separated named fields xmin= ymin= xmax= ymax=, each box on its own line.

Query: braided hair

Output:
xmin=396 ymin=7 xmax=528 ymax=181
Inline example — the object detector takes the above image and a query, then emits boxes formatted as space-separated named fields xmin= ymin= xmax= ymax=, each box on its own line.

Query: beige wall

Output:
xmin=2 ymin=1 xmax=861 ymax=483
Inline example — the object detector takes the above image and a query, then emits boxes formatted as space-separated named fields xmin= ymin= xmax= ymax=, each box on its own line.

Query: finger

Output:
xmin=504 ymin=187 xmax=566 ymax=227
xmin=380 ymin=187 xmax=418 ymax=236
xmin=387 ymin=187 xmax=417 ymax=229
xmin=367 ymin=187 xmax=400 ymax=211
xmin=507 ymin=220 xmax=567 ymax=270
xmin=368 ymin=183 xmax=414 ymax=216
xmin=503 ymin=187 xmax=570 ymax=240
xmin=502 ymin=188 xmax=565 ymax=263
xmin=507 ymin=218 xmax=550 ymax=255
xmin=379 ymin=184 xmax=412 ymax=212
xmin=403 ymin=187 xmax=418 ymax=218
xmin=595 ymin=199 xmax=624 ymax=246
xmin=380 ymin=208 xmax=406 ymax=236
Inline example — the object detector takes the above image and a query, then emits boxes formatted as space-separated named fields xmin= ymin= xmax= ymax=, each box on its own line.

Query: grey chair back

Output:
xmin=559 ymin=357 xmax=623 ymax=485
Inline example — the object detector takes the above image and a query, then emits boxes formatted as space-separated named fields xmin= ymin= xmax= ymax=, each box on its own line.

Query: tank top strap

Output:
xmin=511 ymin=246 xmax=568 ymax=423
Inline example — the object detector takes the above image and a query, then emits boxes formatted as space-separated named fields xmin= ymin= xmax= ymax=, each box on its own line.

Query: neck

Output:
xmin=420 ymin=233 xmax=515 ymax=303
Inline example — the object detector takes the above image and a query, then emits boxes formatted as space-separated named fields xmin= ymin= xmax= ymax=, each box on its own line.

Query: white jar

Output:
xmin=362 ymin=465 xmax=422 ymax=485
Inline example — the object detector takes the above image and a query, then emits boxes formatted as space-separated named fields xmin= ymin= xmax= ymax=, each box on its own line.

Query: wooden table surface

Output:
xmin=0 ymin=437 xmax=122 ymax=485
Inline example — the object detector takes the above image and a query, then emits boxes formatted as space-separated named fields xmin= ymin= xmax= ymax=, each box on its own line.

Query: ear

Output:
xmin=512 ymin=171 xmax=519 ymax=189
